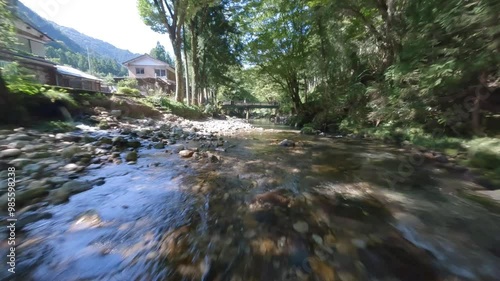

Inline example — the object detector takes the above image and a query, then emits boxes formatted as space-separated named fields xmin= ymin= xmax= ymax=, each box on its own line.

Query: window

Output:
xmin=155 ymin=69 xmax=166 ymax=77
xmin=136 ymin=68 xmax=145 ymax=74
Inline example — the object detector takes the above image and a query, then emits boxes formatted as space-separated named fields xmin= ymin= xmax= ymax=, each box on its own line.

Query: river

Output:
xmin=3 ymin=119 xmax=500 ymax=281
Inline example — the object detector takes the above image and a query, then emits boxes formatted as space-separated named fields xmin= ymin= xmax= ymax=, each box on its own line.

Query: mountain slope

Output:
xmin=55 ymin=25 xmax=139 ymax=63
xmin=16 ymin=2 xmax=139 ymax=64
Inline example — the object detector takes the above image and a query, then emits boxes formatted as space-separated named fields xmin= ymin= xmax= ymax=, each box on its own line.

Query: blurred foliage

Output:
xmin=145 ymin=95 xmax=206 ymax=119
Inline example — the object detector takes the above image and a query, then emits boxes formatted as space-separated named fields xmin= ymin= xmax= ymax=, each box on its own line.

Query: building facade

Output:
xmin=123 ymin=54 xmax=175 ymax=82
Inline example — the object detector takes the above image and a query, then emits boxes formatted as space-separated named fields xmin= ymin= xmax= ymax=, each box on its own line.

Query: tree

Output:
xmin=242 ymin=0 xmax=312 ymax=113
xmin=150 ymin=41 xmax=174 ymax=65
xmin=138 ymin=0 xmax=190 ymax=102
xmin=0 ymin=0 xmax=17 ymax=120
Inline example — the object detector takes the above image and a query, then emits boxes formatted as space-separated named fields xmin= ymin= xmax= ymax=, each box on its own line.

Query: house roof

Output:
xmin=122 ymin=53 xmax=174 ymax=69
xmin=56 ymin=65 xmax=102 ymax=81
xmin=14 ymin=15 xmax=54 ymax=43
xmin=0 ymin=49 xmax=56 ymax=67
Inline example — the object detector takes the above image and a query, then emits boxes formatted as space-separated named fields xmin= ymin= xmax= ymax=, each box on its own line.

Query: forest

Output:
xmin=137 ymin=0 xmax=499 ymax=138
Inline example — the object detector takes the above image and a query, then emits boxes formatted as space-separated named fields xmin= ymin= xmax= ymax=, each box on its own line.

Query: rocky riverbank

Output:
xmin=0 ymin=107 xmax=254 ymax=231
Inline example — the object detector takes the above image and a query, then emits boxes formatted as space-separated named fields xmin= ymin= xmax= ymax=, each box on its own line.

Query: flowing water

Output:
xmin=5 ymin=121 xmax=500 ymax=281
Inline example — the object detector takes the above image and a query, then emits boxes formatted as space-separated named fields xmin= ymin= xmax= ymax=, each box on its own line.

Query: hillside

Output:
xmin=16 ymin=2 xmax=139 ymax=75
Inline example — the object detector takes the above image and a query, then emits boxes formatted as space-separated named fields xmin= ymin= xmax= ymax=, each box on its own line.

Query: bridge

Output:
xmin=220 ymin=101 xmax=280 ymax=119
xmin=221 ymin=101 xmax=279 ymax=109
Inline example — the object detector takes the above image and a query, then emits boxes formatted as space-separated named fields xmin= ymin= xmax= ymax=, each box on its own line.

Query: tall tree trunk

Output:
xmin=287 ymin=73 xmax=302 ymax=113
xmin=0 ymin=71 xmax=10 ymax=122
xmin=189 ymin=19 xmax=200 ymax=106
xmin=172 ymin=37 xmax=185 ymax=102
xmin=182 ymin=24 xmax=191 ymax=105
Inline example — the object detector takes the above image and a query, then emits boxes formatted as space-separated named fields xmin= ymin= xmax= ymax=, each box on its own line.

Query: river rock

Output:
xmin=112 ymin=136 xmax=126 ymax=146
xmin=0 ymin=148 xmax=22 ymax=158
xmin=110 ymin=110 xmax=122 ymax=118
xmin=63 ymin=163 xmax=82 ymax=172
xmin=153 ymin=142 xmax=165 ymax=149
xmin=307 ymin=257 xmax=335 ymax=281
xmin=99 ymin=137 xmax=113 ymax=145
xmin=8 ymin=141 xmax=29 ymax=149
xmin=26 ymin=151 xmax=51 ymax=159
xmin=127 ymin=140 xmax=141 ymax=148
xmin=8 ymin=158 xmax=32 ymax=168
xmin=27 ymin=180 xmax=45 ymax=190
xmin=293 ymin=221 xmax=309 ymax=233
xmin=179 ymin=150 xmax=194 ymax=158
xmin=50 ymin=180 xmax=93 ymax=204
xmin=16 ymin=187 xmax=49 ymax=207
xmin=71 ymin=210 xmax=102 ymax=230
xmin=61 ymin=145 xmax=80 ymax=159
xmin=312 ymin=234 xmax=323 ymax=245
xmin=17 ymin=212 xmax=53 ymax=230
xmin=434 ymin=154 xmax=448 ymax=163
xmin=23 ymin=163 xmax=45 ymax=174
xmin=6 ymin=133 xmax=32 ymax=141
xmin=279 ymin=139 xmax=295 ymax=147
xmin=47 ymin=177 xmax=67 ymax=186
xmin=125 ymin=151 xmax=138 ymax=162
xmin=21 ymin=144 xmax=49 ymax=153
xmin=55 ymin=133 xmax=81 ymax=142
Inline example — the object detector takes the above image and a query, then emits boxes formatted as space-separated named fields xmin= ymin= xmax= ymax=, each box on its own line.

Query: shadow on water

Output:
xmin=5 ymin=123 xmax=500 ymax=281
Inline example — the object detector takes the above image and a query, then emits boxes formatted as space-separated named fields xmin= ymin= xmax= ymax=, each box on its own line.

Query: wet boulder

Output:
xmin=179 ymin=150 xmax=194 ymax=158
xmin=49 ymin=180 xmax=93 ymax=204
xmin=279 ymin=139 xmax=295 ymax=147
xmin=0 ymin=148 xmax=22 ymax=158
xmin=125 ymin=151 xmax=138 ymax=162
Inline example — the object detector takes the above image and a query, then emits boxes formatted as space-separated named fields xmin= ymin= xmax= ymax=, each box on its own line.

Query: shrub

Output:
xmin=301 ymin=126 xmax=316 ymax=135
xmin=117 ymin=87 xmax=141 ymax=96
xmin=117 ymin=78 xmax=138 ymax=89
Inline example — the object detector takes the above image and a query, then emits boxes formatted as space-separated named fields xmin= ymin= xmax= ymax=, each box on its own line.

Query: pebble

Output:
xmin=179 ymin=150 xmax=194 ymax=158
xmin=63 ymin=163 xmax=80 ymax=171
xmin=312 ymin=234 xmax=323 ymax=245
xmin=293 ymin=221 xmax=309 ymax=233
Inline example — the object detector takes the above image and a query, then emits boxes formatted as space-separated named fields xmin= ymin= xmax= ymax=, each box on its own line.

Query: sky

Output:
xmin=19 ymin=0 xmax=174 ymax=55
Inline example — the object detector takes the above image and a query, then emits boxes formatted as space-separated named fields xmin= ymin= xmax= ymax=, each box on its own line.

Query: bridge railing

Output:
xmin=221 ymin=101 xmax=279 ymax=106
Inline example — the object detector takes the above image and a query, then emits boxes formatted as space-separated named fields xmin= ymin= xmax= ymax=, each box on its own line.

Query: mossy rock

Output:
xmin=17 ymin=187 xmax=49 ymax=206
xmin=125 ymin=151 xmax=138 ymax=162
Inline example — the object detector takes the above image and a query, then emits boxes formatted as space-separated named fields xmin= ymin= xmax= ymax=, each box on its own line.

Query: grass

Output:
xmin=144 ymin=95 xmax=206 ymax=120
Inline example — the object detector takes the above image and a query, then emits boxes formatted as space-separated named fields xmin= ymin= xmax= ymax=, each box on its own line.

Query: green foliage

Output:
xmin=300 ymin=126 xmax=316 ymax=135
xmin=1 ymin=62 xmax=40 ymax=94
xmin=117 ymin=78 xmax=139 ymax=89
xmin=0 ymin=0 xmax=16 ymax=49
xmin=41 ymin=89 xmax=77 ymax=106
xmin=117 ymin=87 xmax=141 ymax=96
xmin=45 ymin=46 xmax=128 ymax=77
xmin=150 ymin=41 xmax=174 ymax=65
xmin=145 ymin=95 xmax=205 ymax=119
xmin=34 ymin=121 xmax=76 ymax=133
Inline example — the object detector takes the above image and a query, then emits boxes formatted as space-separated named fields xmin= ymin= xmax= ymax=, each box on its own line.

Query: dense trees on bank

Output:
xmin=138 ymin=0 xmax=499 ymax=136
xmin=138 ymin=0 xmax=241 ymax=104
xmin=45 ymin=46 xmax=128 ymax=77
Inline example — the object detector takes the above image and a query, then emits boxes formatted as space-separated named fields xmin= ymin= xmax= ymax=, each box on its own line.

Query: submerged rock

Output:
xmin=49 ymin=180 xmax=93 ymax=204
xmin=179 ymin=150 xmax=194 ymax=158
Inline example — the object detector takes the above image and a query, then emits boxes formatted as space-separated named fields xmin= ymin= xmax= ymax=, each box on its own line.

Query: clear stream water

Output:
xmin=4 ymin=121 xmax=500 ymax=281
